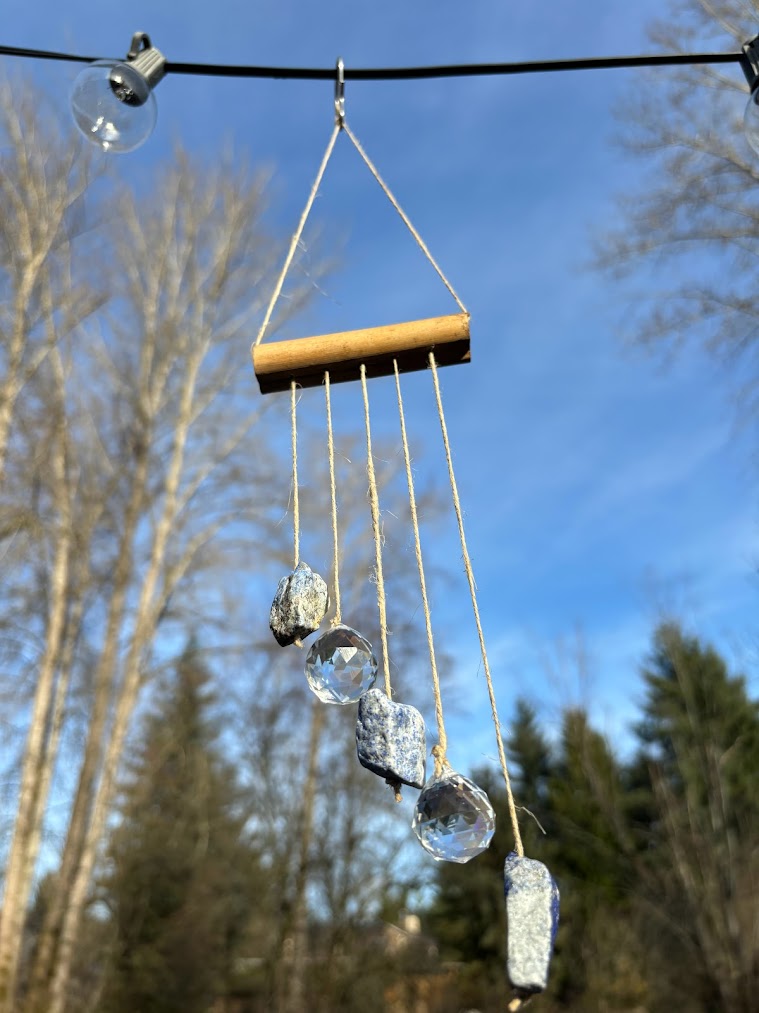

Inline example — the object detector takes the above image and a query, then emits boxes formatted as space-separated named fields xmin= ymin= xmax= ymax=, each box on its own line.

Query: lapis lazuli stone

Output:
xmin=504 ymin=852 xmax=560 ymax=994
xmin=304 ymin=624 xmax=377 ymax=704
xmin=269 ymin=561 xmax=328 ymax=647
xmin=356 ymin=688 xmax=426 ymax=789
xmin=412 ymin=769 xmax=495 ymax=863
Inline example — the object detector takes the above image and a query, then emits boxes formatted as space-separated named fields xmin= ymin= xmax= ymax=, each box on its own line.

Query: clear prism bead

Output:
xmin=412 ymin=769 xmax=495 ymax=863
xmin=304 ymin=624 xmax=378 ymax=705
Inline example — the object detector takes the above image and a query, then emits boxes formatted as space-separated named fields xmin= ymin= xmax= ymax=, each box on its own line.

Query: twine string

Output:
xmin=342 ymin=121 xmax=468 ymax=315
xmin=393 ymin=360 xmax=448 ymax=778
xmin=253 ymin=112 xmax=467 ymax=350
xmin=324 ymin=371 xmax=342 ymax=626
xmin=290 ymin=380 xmax=300 ymax=569
xmin=429 ymin=351 xmax=524 ymax=857
xmin=253 ymin=123 xmax=341 ymax=348
xmin=359 ymin=364 xmax=391 ymax=697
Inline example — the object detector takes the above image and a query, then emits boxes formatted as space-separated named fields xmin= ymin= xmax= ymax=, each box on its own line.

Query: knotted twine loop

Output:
xmin=324 ymin=370 xmax=342 ymax=627
xmin=429 ymin=351 xmax=525 ymax=858
xmin=393 ymin=359 xmax=449 ymax=777
xmin=359 ymin=364 xmax=391 ymax=698
xmin=385 ymin=777 xmax=403 ymax=804
xmin=431 ymin=744 xmax=452 ymax=781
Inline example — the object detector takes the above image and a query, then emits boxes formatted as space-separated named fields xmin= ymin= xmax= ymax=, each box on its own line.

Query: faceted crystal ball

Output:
xmin=304 ymin=624 xmax=378 ymax=705
xmin=412 ymin=769 xmax=496 ymax=863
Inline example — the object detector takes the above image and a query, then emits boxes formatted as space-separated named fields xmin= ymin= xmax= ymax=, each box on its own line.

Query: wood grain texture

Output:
xmin=252 ymin=313 xmax=470 ymax=393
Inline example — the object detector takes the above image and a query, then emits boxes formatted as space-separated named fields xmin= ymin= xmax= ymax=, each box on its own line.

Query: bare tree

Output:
xmin=0 ymin=81 xmax=106 ymax=1008
xmin=595 ymin=1 xmax=759 ymax=422
xmin=1 ymin=132 xmax=335 ymax=1010
xmin=0 ymin=83 xmax=103 ymax=486
xmin=21 ymin=152 xmax=299 ymax=1013
xmin=0 ymin=76 xmax=448 ymax=1011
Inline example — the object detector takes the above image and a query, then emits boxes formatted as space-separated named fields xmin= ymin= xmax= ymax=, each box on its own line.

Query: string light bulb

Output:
xmin=741 ymin=35 xmax=759 ymax=156
xmin=70 ymin=32 xmax=166 ymax=153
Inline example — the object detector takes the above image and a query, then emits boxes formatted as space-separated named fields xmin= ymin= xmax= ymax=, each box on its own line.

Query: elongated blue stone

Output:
xmin=356 ymin=689 xmax=426 ymax=789
xmin=504 ymin=853 xmax=559 ymax=994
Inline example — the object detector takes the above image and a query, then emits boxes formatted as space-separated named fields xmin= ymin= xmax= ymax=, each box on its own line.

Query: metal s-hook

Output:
xmin=335 ymin=58 xmax=345 ymax=127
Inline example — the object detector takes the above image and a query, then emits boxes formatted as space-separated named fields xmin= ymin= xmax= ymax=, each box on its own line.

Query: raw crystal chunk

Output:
xmin=356 ymin=688 xmax=426 ymax=789
xmin=304 ymin=624 xmax=377 ymax=704
xmin=412 ymin=769 xmax=495 ymax=863
xmin=269 ymin=562 xmax=328 ymax=647
xmin=504 ymin=852 xmax=560 ymax=994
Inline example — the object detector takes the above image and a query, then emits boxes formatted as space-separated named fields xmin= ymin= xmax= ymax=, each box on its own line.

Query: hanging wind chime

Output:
xmin=253 ymin=62 xmax=559 ymax=1008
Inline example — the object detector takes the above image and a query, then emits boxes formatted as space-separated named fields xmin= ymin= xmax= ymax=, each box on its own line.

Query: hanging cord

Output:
xmin=290 ymin=381 xmax=300 ymax=569
xmin=393 ymin=360 xmax=449 ymax=780
xmin=359 ymin=364 xmax=391 ymax=698
xmin=324 ymin=371 xmax=342 ymax=626
xmin=507 ymin=996 xmax=531 ymax=1012
xmin=253 ymin=123 xmax=341 ymax=348
xmin=429 ymin=352 xmax=524 ymax=857
xmin=342 ymin=121 xmax=468 ymax=315
xmin=253 ymin=67 xmax=466 ymax=350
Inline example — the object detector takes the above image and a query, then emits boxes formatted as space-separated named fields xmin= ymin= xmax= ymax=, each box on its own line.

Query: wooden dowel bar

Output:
xmin=252 ymin=313 xmax=470 ymax=394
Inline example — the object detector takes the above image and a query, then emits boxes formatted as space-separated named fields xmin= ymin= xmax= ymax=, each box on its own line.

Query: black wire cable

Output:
xmin=0 ymin=41 xmax=745 ymax=80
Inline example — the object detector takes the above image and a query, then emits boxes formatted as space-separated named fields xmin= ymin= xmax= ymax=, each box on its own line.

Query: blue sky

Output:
xmin=6 ymin=0 xmax=757 ymax=770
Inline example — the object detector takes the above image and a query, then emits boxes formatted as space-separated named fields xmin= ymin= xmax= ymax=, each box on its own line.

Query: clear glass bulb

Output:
xmin=71 ymin=61 xmax=157 ymax=153
xmin=745 ymin=87 xmax=759 ymax=157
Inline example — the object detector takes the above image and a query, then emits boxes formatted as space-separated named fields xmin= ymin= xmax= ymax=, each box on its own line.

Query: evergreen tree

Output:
xmin=507 ymin=699 xmax=554 ymax=853
xmin=425 ymin=626 xmax=759 ymax=1012
xmin=547 ymin=708 xmax=646 ymax=1008
xmin=428 ymin=704 xmax=648 ymax=1011
xmin=634 ymin=622 xmax=759 ymax=1012
xmin=427 ymin=705 xmax=563 ymax=1011
xmin=426 ymin=766 xmax=517 ymax=1011
xmin=100 ymin=640 xmax=258 ymax=1013
xmin=638 ymin=621 xmax=759 ymax=821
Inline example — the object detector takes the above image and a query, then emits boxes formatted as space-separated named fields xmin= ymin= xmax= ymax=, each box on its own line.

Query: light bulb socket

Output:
xmin=741 ymin=35 xmax=759 ymax=93
xmin=109 ymin=32 xmax=166 ymax=107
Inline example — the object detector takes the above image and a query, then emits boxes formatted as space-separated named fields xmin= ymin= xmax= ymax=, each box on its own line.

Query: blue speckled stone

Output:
xmin=504 ymin=852 xmax=560 ymax=994
xmin=269 ymin=562 xmax=328 ymax=647
xmin=356 ymin=688 xmax=426 ymax=789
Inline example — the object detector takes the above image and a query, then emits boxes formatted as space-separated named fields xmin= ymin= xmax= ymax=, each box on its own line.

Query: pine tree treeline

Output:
xmin=99 ymin=640 xmax=259 ymax=1013
xmin=429 ymin=621 xmax=759 ymax=1013
xmin=19 ymin=618 xmax=754 ymax=1012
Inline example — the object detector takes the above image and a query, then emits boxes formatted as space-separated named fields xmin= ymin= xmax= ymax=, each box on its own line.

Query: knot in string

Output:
xmin=385 ymin=777 xmax=403 ymax=803
xmin=431 ymin=744 xmax=449 ymax=779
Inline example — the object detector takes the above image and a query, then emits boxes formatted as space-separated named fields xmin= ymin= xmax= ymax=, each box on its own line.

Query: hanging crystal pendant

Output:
xmin=412 ymin=768 xmax=495 ymax=863
xmin=304 ymin=624 xmax=378 ymax=704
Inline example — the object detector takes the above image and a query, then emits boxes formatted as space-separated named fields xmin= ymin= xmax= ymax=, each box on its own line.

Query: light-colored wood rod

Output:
xmin=252 ymin=313 xmax=470 ymax=394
